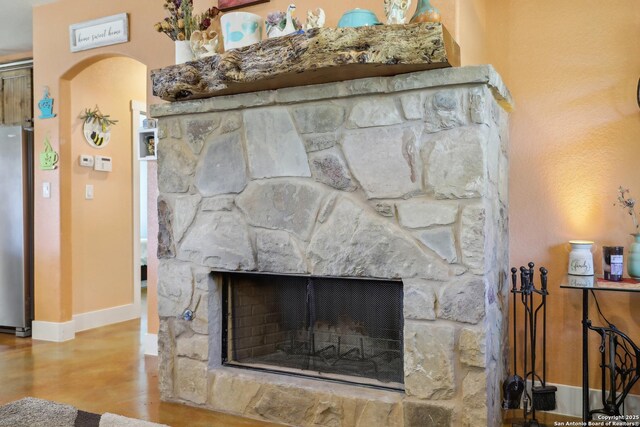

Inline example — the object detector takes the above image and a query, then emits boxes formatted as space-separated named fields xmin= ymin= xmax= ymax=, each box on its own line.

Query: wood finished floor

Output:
xmin=0 ymin=319 xmax=581 ymax=427
xmin=0 ymin=319 xmax=279 ymax=427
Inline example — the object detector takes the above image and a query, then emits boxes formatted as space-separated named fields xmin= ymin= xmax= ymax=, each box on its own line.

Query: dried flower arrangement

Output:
xmin=615 ymin=186 xmax=639 ymax=234
xmin=154 ymin=0 xmax=220 ymax=41
xmin=79 ymin=106 xmax=118 ymax=132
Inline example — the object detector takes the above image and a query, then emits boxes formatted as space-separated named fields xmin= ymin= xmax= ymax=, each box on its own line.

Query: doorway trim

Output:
xmin=131 ymin=100 xmax=144 ymax=313
xmin=131 ymin=99 xmax=158 ymax=356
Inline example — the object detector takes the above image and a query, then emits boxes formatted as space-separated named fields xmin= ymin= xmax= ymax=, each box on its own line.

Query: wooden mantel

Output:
xmin=151 ymin=22 xmax=460 ymax=102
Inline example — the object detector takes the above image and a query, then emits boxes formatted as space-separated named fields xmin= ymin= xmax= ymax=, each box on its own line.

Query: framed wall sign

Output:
xmin=69 ymin=13 xmax=129 ymax=52
xmin=219 ymin=0 xmax=270 ymax=11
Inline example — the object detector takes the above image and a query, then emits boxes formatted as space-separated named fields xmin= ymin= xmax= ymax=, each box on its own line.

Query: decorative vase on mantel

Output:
xmin=175 ymin=40 xmax=194 ymax=64
xmin=628 ymin=233 xmax=640 ymax=278
xmin=410 ymin=0 xmax=441 ymax=23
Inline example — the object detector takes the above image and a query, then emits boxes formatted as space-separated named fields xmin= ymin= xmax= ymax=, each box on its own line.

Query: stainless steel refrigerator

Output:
xmin=0 ymin=126 xmax=33 ymax=337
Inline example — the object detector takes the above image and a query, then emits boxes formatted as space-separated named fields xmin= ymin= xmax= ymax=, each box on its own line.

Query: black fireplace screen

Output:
xmin=223 ymin=273 xmax=404 ymax=387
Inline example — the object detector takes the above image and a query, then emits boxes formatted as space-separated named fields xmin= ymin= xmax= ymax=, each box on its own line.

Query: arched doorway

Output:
xmin=59 ymin=56 xmax=147 ymax=331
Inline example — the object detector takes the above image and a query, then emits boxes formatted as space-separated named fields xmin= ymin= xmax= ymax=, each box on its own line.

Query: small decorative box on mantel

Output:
xmin=151 ymin=22 xmax=460 ymax=102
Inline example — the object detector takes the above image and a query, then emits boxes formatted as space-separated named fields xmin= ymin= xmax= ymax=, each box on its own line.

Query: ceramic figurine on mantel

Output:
xmin=384 ymin=0 xmax=412 ymax=25
xmin=615 ymin=186 xmax=640 ymax=278
xmin=266 ymin=4 xmax=302 ymax=38
xmin=305 ymin=8 xmax=325 ymax=30
xmin=410 ymin=0 xmax=441 ymax=23
xmin=190 ymin=29 xmax=219 ymax=59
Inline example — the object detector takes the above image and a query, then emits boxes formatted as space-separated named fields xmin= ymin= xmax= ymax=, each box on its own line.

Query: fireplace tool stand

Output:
xmin=510 ymin=263 xmax=556 ymax=427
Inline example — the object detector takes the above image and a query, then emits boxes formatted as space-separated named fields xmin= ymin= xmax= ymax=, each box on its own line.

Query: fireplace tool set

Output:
xmin=503 ymin=262 xmax=557 ymax=427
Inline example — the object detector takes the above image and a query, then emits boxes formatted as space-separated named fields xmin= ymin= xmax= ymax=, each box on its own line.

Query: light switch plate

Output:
xmin=85 ymin=184 xmax=94 ymax=200
xmin=43 ymin=182 xmax=50 ymax=198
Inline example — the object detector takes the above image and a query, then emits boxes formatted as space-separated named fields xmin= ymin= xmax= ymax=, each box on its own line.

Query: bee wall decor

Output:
xmin=79 ymin=106 xmax=118 ymax=149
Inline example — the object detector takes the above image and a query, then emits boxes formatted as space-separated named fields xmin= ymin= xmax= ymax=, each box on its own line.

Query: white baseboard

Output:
xmin=144 ymin=333 xmax=158 ymax=356
xmin=32 ymin=304 xmax=141 ymax=342
xmin=73 ymin=303 xmax=140 ymax=332
xmin=546 ymin=381 xmax=640 ymax=418
xmin=32 ymin=320 xmax=75 ymax=342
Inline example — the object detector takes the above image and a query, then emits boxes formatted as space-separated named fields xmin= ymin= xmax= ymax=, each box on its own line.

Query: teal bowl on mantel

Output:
xmin=337 ymin=8 xmax=382 ymax=28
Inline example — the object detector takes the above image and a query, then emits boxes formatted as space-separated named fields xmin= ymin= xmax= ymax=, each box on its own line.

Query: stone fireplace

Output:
xmin=151 ymin=65 xmax=512 ymax=427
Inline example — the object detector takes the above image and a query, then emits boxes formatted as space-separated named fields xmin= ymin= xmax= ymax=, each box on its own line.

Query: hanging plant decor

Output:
xmin=79 ymin=106 xmax=118 ymax=149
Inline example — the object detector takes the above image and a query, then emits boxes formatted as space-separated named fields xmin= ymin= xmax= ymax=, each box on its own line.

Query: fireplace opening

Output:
xmin=221 ymin=273 xmax=404 ymax=390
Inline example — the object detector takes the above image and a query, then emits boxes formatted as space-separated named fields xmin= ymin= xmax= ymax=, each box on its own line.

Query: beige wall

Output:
xmin=33 ymin=0 xmax=173 ymax=325
xmin=457 ymin=0 xmax=487 ymax=66
xmin=69 ymin=57 xmax=146 ymax=314
xmin=488 ymin=0 xmax=640 ymax=391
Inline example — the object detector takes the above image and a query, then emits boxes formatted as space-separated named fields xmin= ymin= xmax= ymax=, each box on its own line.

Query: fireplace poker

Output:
xmin=502 ymin=267 xmax=525 ymax=410
xmin=532 ymin=267 xmax=557 ymax=411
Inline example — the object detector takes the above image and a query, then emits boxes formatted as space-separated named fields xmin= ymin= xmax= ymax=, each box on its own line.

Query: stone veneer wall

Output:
xmin=150 ymin=65 xmax=513 ymax=427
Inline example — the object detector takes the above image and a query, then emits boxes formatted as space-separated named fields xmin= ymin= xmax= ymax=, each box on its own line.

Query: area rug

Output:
xmin=0 ymin=397 xmax=169 ymax=427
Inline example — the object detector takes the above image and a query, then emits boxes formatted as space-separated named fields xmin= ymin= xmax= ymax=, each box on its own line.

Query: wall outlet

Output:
xmin=85 ymin=184 xmax=94 ymax=200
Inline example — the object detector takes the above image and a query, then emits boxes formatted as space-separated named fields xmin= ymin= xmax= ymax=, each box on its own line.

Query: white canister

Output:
xmin=221 ymin=12 xmax=263 ymax=51
xmin=568 ymin=240 xmax=595 ymax=276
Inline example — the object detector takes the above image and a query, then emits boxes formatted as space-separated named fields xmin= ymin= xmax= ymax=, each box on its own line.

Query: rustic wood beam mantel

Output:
xmin=151 ymin=23 xmax=460 ymax=102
